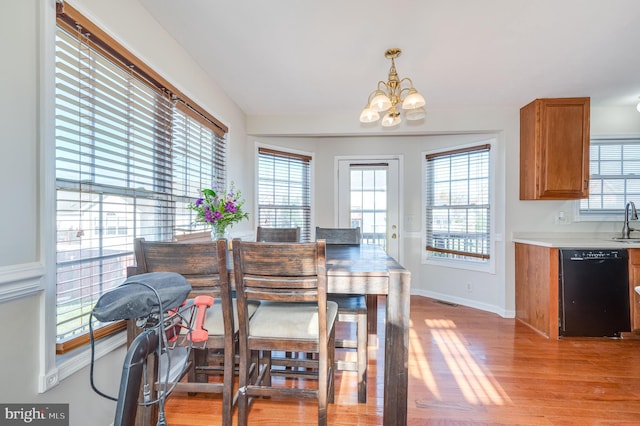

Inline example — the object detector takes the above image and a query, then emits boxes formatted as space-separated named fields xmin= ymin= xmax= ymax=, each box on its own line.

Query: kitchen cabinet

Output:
xmin=519 ymin=97 xmax=590 ymax=200
xmin=515 ymin=242 xmax=639 ymax=339
xmin=515 ymin=243 xmax=560 ymax=339
xmin=627 ymin=249 xmax=640 ymax=332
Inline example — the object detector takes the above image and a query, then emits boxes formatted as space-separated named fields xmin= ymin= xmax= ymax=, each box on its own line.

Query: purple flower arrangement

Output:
xmin=189 ymin=183 xmax=249 ymax=236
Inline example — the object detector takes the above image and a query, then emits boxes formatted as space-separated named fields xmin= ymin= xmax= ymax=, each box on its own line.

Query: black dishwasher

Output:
xmin=559 ymin=248 xmax=631 ymax=337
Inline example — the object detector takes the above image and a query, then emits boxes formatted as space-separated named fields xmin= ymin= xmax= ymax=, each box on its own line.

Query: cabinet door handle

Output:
xmin=584 ymin=180 xmax=589 ymax=190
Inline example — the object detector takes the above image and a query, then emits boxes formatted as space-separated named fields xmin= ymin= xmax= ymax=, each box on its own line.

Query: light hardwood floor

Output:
xmin=163 ymin=296 xmax=640 ymax=425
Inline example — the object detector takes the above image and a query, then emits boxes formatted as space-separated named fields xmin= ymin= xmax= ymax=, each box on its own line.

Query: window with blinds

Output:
xmin=257 ymin=147 xmax=312 ymax=241
xmin=579 ymin=138 xmax=640 ymax=215
xmin=173 ymin=103 xmax=227 ymax=236
xmin=54 ymin=16 xmax=225 ymax=351
xmin=425 ymin=144 xmax=491 ymax=263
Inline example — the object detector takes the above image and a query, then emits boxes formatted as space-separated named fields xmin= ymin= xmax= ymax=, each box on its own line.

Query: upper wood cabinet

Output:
xmin=519 ymin=97 xmax=590 ymax=200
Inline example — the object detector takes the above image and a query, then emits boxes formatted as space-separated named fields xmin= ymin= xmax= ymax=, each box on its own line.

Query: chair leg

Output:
xmin=250 ymin=349 xmax=260 ymax=386
xmin=191 ymin=348 xmax=207 ymax=383
xmin=186 ymin=348 xmax=206 ymax=397
xmin=318 ymin=345 xmax=328 ymax=426
xmin=328 ymin=326 xmax=336 ymax=404
xmin=263 ymin=350 xmax=272 ymax=387
xmin=221 ymin=343 xmax=235 ymax=426
xmin=366 ymin=295 xmax=378 ymax=344
xmin=237 ymin=346 xmax=250 ymax=426
xmin=357 ymin=313 xmax=367 ymax=403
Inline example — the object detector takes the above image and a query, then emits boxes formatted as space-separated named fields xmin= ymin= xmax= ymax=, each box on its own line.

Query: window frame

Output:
xmin=255 ymin=144 xmax=313 ymax=242
xmin=574 ymin=135 xmax=640 ymax=222
xmin=422 ymin=140 xmax=496 ymax=273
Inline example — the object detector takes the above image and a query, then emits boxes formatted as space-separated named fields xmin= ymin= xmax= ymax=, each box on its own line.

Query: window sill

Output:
xmin=422 ymin=255 xmax=495 ymax=274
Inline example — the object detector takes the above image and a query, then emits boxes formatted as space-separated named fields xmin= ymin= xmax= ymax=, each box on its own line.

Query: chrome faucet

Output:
xmin=622 ymin=201 xmax=638 ymax=238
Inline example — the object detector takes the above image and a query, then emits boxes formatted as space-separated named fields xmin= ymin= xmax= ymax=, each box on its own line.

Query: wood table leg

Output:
xmin=383 ymin=270 xmax=410 ymax=426
xmin=366 ymin=294 xmax=378 ymax=345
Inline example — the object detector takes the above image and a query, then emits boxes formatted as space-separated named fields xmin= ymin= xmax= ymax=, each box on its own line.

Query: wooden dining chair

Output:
xmin=256 ymin=226 xmax=303 ymax=365
xmin=315 ymin=226 xmax=361 ymax=245
xmin=315 ymin=226 xmax=368 ymax=402
xmin=129 ymin=238 xmax=257 ymax=426
xmin=256 ymin=226 xmax=300 ymax=242
xmin=232 ymin=239 xmax=337 ymax=426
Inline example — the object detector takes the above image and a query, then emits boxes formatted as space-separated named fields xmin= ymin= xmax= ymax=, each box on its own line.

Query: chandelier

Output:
xmin=359 ymin=48 xmax=426 ymax=127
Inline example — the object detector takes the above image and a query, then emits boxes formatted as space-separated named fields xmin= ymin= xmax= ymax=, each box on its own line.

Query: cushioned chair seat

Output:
xmin=249 ymin=301 xmax=338 ymax=339
xmin=203 ymin=299 xmax=260 ymax=335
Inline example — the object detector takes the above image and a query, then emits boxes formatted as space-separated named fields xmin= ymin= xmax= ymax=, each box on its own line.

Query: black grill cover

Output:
xmin=92 ymin=272 xmax=191 ymax=322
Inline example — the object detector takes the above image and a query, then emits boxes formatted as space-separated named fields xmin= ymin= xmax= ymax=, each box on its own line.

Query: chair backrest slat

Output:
xmin=132 ymin=239 xmax=227 ymax=297
xmin=233 ymin=240 xmax=326 ymax=303
xmin=315 ymin=227 xmax=361 ymax=245
xmin=256 ymin=226 xmax=300 ymax=242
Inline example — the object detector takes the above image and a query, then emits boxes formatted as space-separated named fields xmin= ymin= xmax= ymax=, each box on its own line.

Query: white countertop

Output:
xmin=512 ymin=232 xmax=640 ymax=248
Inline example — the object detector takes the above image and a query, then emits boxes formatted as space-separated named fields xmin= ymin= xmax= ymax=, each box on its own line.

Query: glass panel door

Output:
xmin=337 ymin=158 xmax=400 ymax=260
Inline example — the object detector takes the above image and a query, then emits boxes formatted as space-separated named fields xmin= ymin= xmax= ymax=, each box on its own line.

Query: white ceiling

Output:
xmin=137 ymin=0 xmax=640 ymax=119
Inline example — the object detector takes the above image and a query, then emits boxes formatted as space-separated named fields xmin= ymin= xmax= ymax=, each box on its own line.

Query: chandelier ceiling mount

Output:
xmin=359 ymin=48 xmax=426 ymax=128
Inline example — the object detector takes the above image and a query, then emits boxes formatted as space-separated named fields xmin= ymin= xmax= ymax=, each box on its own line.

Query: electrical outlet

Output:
xmin=466 ymin=282 xmax=472 ymax=292
xmin=555 ymin=210 xmax=569 ymax=225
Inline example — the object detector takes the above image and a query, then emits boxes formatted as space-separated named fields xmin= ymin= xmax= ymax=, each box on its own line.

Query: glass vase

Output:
xmin=211 ymin=227 xmax=230 ymax=241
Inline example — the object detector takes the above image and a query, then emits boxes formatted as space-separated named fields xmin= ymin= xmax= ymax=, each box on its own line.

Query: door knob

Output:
xmin=392 ymin=233 xmax=397 ymax=239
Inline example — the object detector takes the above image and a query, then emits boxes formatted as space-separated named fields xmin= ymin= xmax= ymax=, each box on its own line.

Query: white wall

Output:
xmin=250 ymin=107 xmax=516 ymax=316
xmin=0 ymin=0 xmax=38 ymax=267
xmin=0 ymin=1 xmax=249 ymax=425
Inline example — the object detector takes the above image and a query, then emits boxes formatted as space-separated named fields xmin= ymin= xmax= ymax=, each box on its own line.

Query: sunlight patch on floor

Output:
xmin=409 ymin=320 xmax=441 ymax=400
xmin=426 ymin=318 xmax=507 ymax=406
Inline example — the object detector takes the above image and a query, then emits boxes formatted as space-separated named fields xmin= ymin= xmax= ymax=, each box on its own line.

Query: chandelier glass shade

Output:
xmin=359 ymin=48 xmax=426 ymax=127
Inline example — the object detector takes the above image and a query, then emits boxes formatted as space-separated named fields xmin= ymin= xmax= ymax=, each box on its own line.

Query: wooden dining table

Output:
xmin=126 ymin=239 xmax=411 ymax=425
xmin=325 ymin=244 xmax=411 ymax=426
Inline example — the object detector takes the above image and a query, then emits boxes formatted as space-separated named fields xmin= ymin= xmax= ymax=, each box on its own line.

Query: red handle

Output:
xmin=190 ymin=295 xmax=214 ymax=342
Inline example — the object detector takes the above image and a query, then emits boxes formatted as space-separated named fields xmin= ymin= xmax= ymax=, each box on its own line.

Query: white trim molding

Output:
xmin=0 ymin=262 xmax=45 ymax=303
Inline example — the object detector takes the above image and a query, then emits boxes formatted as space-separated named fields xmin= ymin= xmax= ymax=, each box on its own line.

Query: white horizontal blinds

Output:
xmin=55 ymin=24 xmax=174 ymax=345
xmin=54 ymin=12 xmax=227 ymax=348
xmin=258 ymin=148 xmax=312 ymax=241
xmin=425 ymin=144 xmax=491 ymax=261
xmin=172 ymin=102 xmax=226 ymax=235
xmin=580 ymin=138 xmax=640 ymax=214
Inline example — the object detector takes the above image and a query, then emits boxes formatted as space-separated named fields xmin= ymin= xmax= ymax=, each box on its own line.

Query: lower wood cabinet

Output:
xmin=515 ymin=243 xmax=560 ymax=339
xmin=627 ymin=249 xmax=640 ymax=333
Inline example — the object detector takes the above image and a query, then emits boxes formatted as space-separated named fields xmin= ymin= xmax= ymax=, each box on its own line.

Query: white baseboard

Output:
xmin=411 ymin=289 xmax=515 ymax=318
